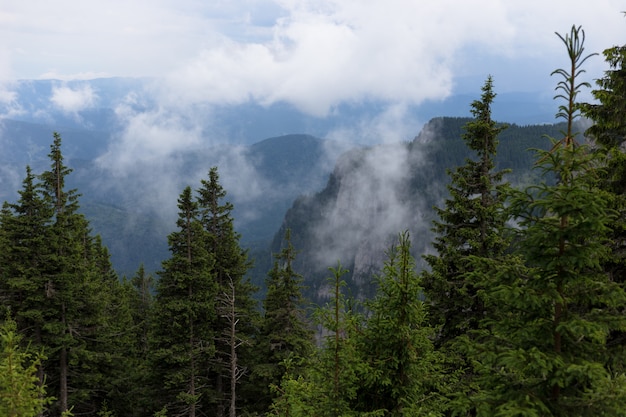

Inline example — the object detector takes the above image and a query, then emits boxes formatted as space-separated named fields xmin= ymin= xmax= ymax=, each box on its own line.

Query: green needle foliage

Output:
xmin=465 ymin=25 xmax=626 ymax=417
xmin=270 ymin=264 xmax=367 ymax=417
xmin=152 ymin=186 xmax=217 ymax=417
xmin=196 ymin=167 xmax=259 ymax=416
xmin=355 ymin=232 xmax=448 ymax=416
xmin=580 ymin=35 xmax=626 ymax=371
xmin=423 ymin=76 xmax=509 ymax=347
xmin=0 ymin=316 xmax=51 ymax=417
xmin=253 ymin=229 xmax=314 ymax=413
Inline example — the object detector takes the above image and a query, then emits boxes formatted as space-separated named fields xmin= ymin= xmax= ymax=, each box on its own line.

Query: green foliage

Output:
xmin=423 ymin=77 xmax=510 ymax=346
xmin=0 ymin=133 xmax=139 ymax=416
xmin=196 ymin=167 xmax=259 ymax=416
xmin=551 ymin=25 xmax=596 ymax=145
xmin=467 ymin=144 xmax=626 ymax=416
xmin=580 ymin=44 xmax=626 ymax=148
xmin=151 ymin=186 xmax=217 ymax=416
xmin=355 ymin=232 xmax=449 ymax=416
xmin=464 ymin=25 xmax=626 ymax=416
xmin=270 ymin=264 xmax=367 ymax=417
xmin=0 ymin=316 xmax=51 ymax=417
xmin=580 ymin=37 xmax=626 ymax=368
xmin=252 ymin=229 xmax=314 ymax=413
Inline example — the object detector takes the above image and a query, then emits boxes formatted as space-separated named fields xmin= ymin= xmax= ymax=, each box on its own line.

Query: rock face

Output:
xmin=272 ymin=117 xmax=565 ymax=305
xmin=274 ymin=119 xmax=455 ymax=303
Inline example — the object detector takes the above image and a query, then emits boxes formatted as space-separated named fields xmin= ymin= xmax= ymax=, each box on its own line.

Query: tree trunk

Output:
xmin=60 ymin=302 xmax=68 ymax=414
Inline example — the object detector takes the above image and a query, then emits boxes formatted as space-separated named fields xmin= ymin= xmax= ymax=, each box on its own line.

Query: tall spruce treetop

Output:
xmin=422 ymin=76 xmax=509 ymax=345
xmin=152 ymin=186 xmax=216 ymax=417
xmin=253 ymin=229 xmax=314 ymax=413
xmin=195 ymin=167 xmax=257 ymax=417
xmin=197 ymin=167 xmax=251 ymax=286
xmin=40 ymin=132 xmax=80 ymax=219
xmin=0 ymin=166 xmax=53 ymax=329
xmin=466 ymin=25 xmax=626 ymax=417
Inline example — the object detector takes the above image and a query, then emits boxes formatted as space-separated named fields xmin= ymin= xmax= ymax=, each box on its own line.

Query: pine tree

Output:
xmin=152 ymin=186 xmax=217 ymax=417
xmin=466 ymin=25 xmax=626 ymax=416
xmin=253 ymin=229 xmax=314 ymax=413
xmin=355 ymin=232 xmax=448 ymax=416
xmin=196 ymin=167 xmax=258 ymax=416
xmin=0 ymin=133 xmax=123 ymax=416
xmin=580 ymin=44 xmax=626 ymax=365
xmin=422 ymin=76 xmax=509 ymax=346
xmin=0 ymin=165 xmax=53 ymax=367
xmin=270 ymin=264 xmax=365 ymax=417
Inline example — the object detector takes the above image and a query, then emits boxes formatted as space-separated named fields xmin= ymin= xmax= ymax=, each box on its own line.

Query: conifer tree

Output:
xmin=0 ymin=133 xmax=126 ymax=416
xmin=270 ymin=264 xmax=365 ymax=417
xmin=253 ymin=229 xmax=314 ymax=413
xmin=422 ymin=76 xmax=509 ymax=347
xmin=0 ymin=165 xmax=53 ymax=367
xmin=131 ymin=264 xmax=154 ymax=355
xmin=196 ymin=167 xmax=258 ymax=416
xmin=466 ymin=25 xmax=626 ymax=416
xmin=37 ymin=132 xmax=101 ymax=415
xmin=355 ymin=232 xmax=448 ymax=416
xmin=152 ymin=186 xmax=217 ymax=417
xmin=580 ymin=39 xmax=626 ymax=371
xmin=0 ymin=316 xmax=51 ymax=417
xmin=111 ymin=266 xmax=155 ymax=417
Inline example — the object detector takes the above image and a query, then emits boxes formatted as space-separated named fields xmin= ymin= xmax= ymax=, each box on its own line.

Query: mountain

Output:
xmin=272 ymin=117 xmax=568 ymax=303
xmin=0 ymin=77 xmax=563 ymax=285
xmin=69 ymin=133 xmax=342 ymax=276
xmin=2 ymin=77 xmax=556 ymax=144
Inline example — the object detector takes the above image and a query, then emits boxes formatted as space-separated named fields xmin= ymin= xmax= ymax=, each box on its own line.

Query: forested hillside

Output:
xmin=2 ymin=25 xmax=626 ymax=417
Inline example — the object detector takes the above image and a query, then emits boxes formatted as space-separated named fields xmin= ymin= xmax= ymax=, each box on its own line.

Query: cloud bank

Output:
xmin=3 ymin=1 xmax=624 ymax=114
xmin=50 ymin=84 xmax=98 ymax=114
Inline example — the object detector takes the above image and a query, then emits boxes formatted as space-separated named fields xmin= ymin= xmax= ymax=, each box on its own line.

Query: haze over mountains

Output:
xmin=0 ymin=77 xmax=560 ymax=285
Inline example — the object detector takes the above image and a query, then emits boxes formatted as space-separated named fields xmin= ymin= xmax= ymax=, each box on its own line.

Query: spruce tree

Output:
xmin=253 ymin=229 xmax=314 ymax=413
xmin=422 ymin=76 xmax=509 ymax=346
xmin=580 ymin=44 xmax=626 ymax=364
xmin=466 ymin=25 xmax=626 ymax=416
xmin=0 ymin=165 xmax=53 ymax=363
xmin=196 ymin=167 xmax=258 ymax=416
xmin=270 ymin=264 xmax=365 ymax=417
xmin=0 ymin=133 xmax=125 ymax=416
xmin=355 ymin=232 xmax=448 ymax=416
xmin=152 ymin=186 xmax=217 ymax=417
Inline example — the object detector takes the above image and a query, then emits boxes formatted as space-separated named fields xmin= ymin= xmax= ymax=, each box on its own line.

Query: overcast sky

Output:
xmin=1 ymin=1 xmax=624 ymax=116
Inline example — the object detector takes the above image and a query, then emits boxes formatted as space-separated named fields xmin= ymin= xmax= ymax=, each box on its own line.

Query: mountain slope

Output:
xmin=272 ymin=117 xmax=567 ymax=303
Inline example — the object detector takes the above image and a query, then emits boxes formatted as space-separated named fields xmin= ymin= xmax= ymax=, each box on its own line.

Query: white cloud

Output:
xmin=2 ymin=0 xmax=624 ymax=116
xmin=157 ymin=0 xmax=625 ymax=117
xmin=50 ymin=84 xmax=98 ymax=113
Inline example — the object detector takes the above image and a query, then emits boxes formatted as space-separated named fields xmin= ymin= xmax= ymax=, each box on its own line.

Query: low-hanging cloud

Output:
xmin=50 ymin=84 xmax=98 ymax=114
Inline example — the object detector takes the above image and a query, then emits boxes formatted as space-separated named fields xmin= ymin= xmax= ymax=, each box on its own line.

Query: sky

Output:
xmin=1 ymin=0 xmax=625 ymax=117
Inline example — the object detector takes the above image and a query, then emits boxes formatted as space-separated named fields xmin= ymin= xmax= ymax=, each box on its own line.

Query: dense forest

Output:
xmin=2 ymin=25 xmax=626 ymax=417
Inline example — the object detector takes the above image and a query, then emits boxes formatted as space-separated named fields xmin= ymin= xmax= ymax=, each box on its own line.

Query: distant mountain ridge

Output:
xmin=0 ymin=77 xmax=564 ymax=288
xmin=2 ymin=77 xmax=556 ymax=143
